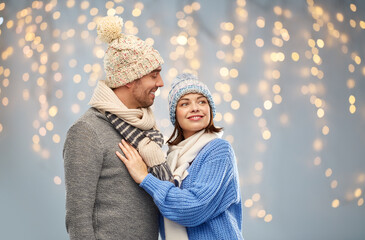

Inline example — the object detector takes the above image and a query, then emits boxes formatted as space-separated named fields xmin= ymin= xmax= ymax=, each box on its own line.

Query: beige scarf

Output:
xmin=89 ymin=80 xmax=156 ymax=130
xmin=164 ymin=129 xmax=223 ymax=240
xmin=89 ymin=80 xmax=166 ymax=170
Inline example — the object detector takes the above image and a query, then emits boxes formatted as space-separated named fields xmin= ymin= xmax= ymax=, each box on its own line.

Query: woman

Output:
xmin=116 ymin=73 xmax=243 ymax=239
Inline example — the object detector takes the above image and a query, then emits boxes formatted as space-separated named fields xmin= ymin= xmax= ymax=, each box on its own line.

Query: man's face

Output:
xmin=131 ymin=67 xmax=163 ymax=108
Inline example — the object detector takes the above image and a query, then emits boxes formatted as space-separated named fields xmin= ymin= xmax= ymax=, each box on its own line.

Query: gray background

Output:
xmin=0 ymin=0 xmax=364 ymax=239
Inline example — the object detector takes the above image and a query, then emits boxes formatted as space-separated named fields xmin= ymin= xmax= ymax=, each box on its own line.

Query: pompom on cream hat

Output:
xmin=97 ymin=15 xmax=164 ymax=88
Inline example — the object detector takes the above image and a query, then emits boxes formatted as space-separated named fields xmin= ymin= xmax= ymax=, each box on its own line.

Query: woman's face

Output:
xmin=176 ymin=93 xmax=211 ymax=139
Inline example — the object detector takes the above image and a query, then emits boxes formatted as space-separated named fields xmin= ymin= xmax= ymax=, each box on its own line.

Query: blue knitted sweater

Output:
xmin=140 ymin=138 xmax=244 ymax=240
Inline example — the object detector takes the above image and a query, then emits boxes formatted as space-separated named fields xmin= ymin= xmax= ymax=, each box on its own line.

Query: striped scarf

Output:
xmin=106 ymin=112 xmax=173 ymax=181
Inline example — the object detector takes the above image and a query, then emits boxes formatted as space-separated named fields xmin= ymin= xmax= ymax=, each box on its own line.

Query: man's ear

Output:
xmin=125 ymin=82 xmax=134 ymax=89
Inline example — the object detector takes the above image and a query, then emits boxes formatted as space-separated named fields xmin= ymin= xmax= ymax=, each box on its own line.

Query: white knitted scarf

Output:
xmin=164 ymin=129 xmax=222 ymax=240
xmin=89 ymin=80 xmax=156 ymax=130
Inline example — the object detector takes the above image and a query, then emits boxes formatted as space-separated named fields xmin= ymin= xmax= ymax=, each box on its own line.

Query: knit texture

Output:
xmin=106 ymin=112 xmax=173 ymax=181
xmin=140 ymin=138 xmax=243 ymax=240
xmin=97 ymin=15 xmax=164 ymax=88
xmin=168 ymin=73 xmax=216 ymax=125
xmin=63 ymin=108 xmax=159 ymax=239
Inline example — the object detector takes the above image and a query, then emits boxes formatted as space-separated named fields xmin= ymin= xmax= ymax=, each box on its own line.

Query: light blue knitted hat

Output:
xmin=168 ymin=73 xmax=216 ymax=125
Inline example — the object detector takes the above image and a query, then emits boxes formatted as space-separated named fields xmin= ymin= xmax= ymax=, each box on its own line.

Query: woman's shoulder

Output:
xmin=205 ymin=138 xmax=232 ymax=151
xmin=199 ymin=137 xmax=234 ymax=160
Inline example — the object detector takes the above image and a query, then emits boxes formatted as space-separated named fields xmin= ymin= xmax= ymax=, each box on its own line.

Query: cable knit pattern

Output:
xmin=140 ymin=138 xmax=244 ymax=240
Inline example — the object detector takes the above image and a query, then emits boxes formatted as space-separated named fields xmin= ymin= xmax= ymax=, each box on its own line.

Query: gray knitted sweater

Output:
xmin=63 ymin=108 xmax=159 ymax=240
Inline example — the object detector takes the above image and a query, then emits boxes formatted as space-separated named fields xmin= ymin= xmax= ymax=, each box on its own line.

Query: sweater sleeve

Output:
xmin=140 ymin=140 xmax=239 ymax=227
xmin=63 ymin=121 xmax=103 ymax=240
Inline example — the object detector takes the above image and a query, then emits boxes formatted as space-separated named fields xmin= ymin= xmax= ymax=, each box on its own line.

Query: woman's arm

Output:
xmin=117 ymin=139 xmax=240 ymax=227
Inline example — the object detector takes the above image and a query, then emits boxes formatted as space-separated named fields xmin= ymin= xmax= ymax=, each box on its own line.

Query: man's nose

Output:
xmin=156 ymin=75 xmax=164 ymax=87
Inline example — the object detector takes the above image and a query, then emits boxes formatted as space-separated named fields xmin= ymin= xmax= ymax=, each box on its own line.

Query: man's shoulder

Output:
xmin=66 ymin=108 xmax=110 ymax=136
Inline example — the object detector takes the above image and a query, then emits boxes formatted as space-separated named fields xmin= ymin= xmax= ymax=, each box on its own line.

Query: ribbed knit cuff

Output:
xmin=140 ymin=173 xmax=173 ymax=200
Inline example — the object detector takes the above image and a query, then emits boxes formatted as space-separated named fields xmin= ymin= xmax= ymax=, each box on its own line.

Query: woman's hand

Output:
xmin=116 ymin=139 xmax=148 ymax=184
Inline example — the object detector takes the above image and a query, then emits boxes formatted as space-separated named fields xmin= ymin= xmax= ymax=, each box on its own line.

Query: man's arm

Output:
xmin=63 ymin=121 xmax=103 ymax=240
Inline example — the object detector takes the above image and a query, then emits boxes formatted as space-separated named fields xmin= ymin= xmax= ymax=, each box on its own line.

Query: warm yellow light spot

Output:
xmin=39 ymin=127 xmax=47 ymax=137
xmin=332 ymin=199 xmax=340 ymax=208
xmin=325 ymin=168 xmax=333 ymax=177
xmin=32 ymin=135 xmax=40 ymax=144
xmin=53 ymin=11 xmax=61 ymax=20
xmin=229 ymin=68 xmax=239 ymax=78
xmin=244 ymin=199 xmax=253 ymax=208
xmin=349 ymin=95 xmax=356 ymax=104
xmin=223 ymin=93 xmax=232 ymax=102
xmin=184 ymin=5 xmax=193 ymax=14
xmin=313 ymin=54 xmax=321 ymax=64
xmin=191 ymin=2 xmax=201 ymax=11
xmin=223 ymin=112 xmax=234 ymax=124
xmin=350 ymin=19 xmax=356 ymax=28
xmin=350 ymin=3 xmax=357 ymax=12
xmin=357 ymin=198 xmax=364 ymax=207
xmin=273 ymin=6 xmax=282 ymax=15
xmin=348 ymin=64 xmax=355 ymax=73
xmin=264 ymin=100 xmax=272 ymax=110
xmin=272 ymin=85 xmax=281 ymax=94
xmin=190 ymin=59 xmax=200 ymax=70
xmin=255 ymin=162 xmax=263 ymax=171
xmin=313 ymin=139 xmax=323 ymax=151
xmin=317 ymin=108 xmax=325 ymax=118
xmin=272 ymin=70 xmax=280 ymax=79
xmin=257 ymin=210 xmax=266 ymax=218
xmin=354 ymin=56 xmax=361 ymax=65
xmin=239 ymin=84 xmax=248 ymax=95
xmin=291 ymin=52 xmax=299 ymax=61
xmin=314 ymin=98 xmax=322 ymax=108
xmin=220 ymin=67 xmax=229 ymax=77
xmin=53 ymin=134 xmax=61 ymax=143
xmin=7 ymin=20 xmax=14 ymax=29
xmin=322 ymin=125 xmax=329 ymax=135
xmin=254 ymin=108 xmax=263 ymax=117
xmin=252 ymin=193 xmax=261 ymax=202
xmin=314 ymin=157 xmax=321 ymax=166
xmin=49 ymin=106 xmax=58 ymax=117
xmin=216 ymin=50 xmax=225 ymax=60
xmin=255 ymin=38 xmax=264 ymax=47
xmin=264 ymin=214 xmax=273 ymax=222
xmin=308 ymin=39 xmax=315 ymax=48
xmin=54 ymin=176 xmax=62 ymax=185
xmin=274 ymin=21 xmax=283 ymax=30
xmin=132 ymin=8 xmax=141 ymax=17
xmin=46 ymin=121 xmax=54 ymax=131
xmin=272 ymin=37 xmax=283 ymax=47
xmin=347 ymin=79 xmax=355 ymax=89
xmin=2 ymin=97 xmax=9 ymax=106
xmin=336 ymin=13 xmax=344 ymax=22
xmin=330 ymin=180 xmax=338 ymax=189
xmin=177 ymin=35 xmax=187 ymax=45
xmin=354 ymin=188 xmax=362 ymax=198
xmin=0 ymin=3 xmax=5 ymax=11
xmin=214 ymin=112 xmax=222 ymax=122
xmin=256 ymin=17 xmax=265 ymax=28
xmin=317 ymin=39 xmax=324 ymax=48
xmin=262 ymin=130 xmax=271 ymax=140
xmin=349 ymin=105 xmax=356 ymax=114
xmin=72 ymin=104 xmax=80 ymax=114
xmin=231 ymin=100 xmax=240 ymax=110
xmin=55 ymin=89 xmax=63 ymax=99
xmin=221 ymin=35 xmax=231 ymax=45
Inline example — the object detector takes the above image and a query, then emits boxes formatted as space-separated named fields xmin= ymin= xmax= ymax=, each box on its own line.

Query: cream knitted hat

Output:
xmin=97 ymin=15 xmax=164 ymax=88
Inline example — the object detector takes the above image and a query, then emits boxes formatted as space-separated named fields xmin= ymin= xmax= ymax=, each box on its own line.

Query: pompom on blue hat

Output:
xmin=168 ymin=73 xmax=216 ymax=125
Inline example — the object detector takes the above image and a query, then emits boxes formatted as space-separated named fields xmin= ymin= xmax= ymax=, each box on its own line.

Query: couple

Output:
xmin=63 ymin=15 xmax=243 ymax=240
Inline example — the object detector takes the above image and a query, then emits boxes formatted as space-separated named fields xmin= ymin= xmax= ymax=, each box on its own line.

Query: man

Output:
xmin=63 ymin=15 xmax=167 ymax=239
